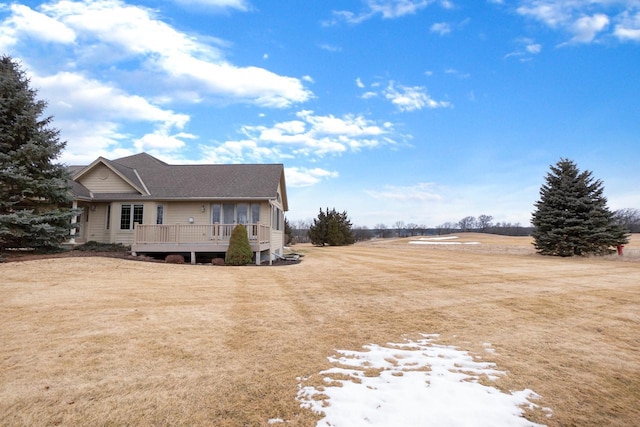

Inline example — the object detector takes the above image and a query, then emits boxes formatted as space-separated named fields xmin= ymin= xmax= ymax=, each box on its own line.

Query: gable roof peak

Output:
xmin=113 ymin=152 xmax=168 ymax=167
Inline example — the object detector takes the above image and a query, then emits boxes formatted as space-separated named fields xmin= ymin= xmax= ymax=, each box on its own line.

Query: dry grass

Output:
xmin=1 ymin=233 xmax=639 ymax=426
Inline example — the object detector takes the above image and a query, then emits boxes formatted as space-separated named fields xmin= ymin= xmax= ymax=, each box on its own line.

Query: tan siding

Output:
xmin=85 ymin=204 xmax=109 ymax=242
xmin=106 ymin=203 xmax=116 ymax=243
xmin=115 ymin=230 xmax=135 ymax=246
xmin=271 ymin=230 xmax=284 ymax=254
xmin=275 ymin=183 xmax=284 ymax=210
xmin=258 ymin=202 xmax=269 ymax=226
xmin=165 ymin=202 xmax=210 ymax=225
xmin=78 ymin=164 xmax=139 ymax=193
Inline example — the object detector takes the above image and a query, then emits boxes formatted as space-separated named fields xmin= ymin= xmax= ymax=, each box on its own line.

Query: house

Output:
xmin=69 ymin=153 xmax=288 ymax=265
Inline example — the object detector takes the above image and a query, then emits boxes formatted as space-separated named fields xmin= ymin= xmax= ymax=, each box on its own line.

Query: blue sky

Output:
xmin=2 ymin=0 xmax=639 ymax=228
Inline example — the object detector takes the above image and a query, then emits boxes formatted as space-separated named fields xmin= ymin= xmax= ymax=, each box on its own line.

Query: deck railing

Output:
xmin=134 ymin=223 xmax=270 ymax=246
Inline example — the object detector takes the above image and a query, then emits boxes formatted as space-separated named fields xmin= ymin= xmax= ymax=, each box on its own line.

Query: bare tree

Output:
xmin=477 ymin=214 xmax=494 ymax=231
xmin=406 ymin=223 xmax=420 ymax=236
xmin=613 ymin=208 xmax=640 ymax=233
xmin=436 ymin=222 xmax=458 ymax=235
xmin=352 ymin=225 xmax=372 ymax=241
xmin=289 ymin=219 xmax=312 ymax=243
xmin=458 ymin=216 xmax=476 ymax=232
xmin=374 ymin=223 xmax=391 ymax=238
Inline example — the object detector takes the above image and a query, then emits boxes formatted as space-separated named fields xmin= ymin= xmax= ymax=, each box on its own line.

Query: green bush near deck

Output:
xmin=225 ymin=225 xmax=253 ymax=266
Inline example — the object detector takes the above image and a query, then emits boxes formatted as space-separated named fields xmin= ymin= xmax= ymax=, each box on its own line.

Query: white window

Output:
xmin=156 ymin=205 xmax=164 ymax=225
xmin=212 ymin=204 xmax=221 ymax=223
xmin=211 ymin=203 xmax=262 ymax=224
xmin=272 ymin=206 xmax=282 ymax=230
xmin=120 ymin=204 xmax=143 ymax=230
xmin=236 ymin=203 xmax=248 ymax=224
xmin=223 ymin=203 xmax=235 ymax=224
xmin=251 ymin=203 xmax=260 ymax=223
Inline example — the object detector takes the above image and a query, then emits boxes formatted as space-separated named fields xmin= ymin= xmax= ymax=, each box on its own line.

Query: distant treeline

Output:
xmin=288 ymin=220 xmax=532 ymax=244
xmin=287 ymin=208 xmax=638 ymax=245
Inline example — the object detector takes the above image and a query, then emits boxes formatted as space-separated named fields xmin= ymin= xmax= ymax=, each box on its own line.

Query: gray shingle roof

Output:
xmin=72 ymin=153 xmax=287 ymax=209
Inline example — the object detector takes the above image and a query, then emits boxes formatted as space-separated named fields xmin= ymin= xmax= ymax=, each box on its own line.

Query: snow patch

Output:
xmin=297 ymin=335 xmax=547 ymax=426
xmin=408 ymin=236 xmax=480 ymax=245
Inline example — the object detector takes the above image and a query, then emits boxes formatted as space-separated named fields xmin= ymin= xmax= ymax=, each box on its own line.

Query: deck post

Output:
xmin=190 ymin=251 xmax=196 ymax=265
xmin=255 ymin=250 xmax=260 ymax=266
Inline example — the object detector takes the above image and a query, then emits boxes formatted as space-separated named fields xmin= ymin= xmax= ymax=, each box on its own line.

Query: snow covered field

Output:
xmin=295 ymin=335 xmax=549 ymax=427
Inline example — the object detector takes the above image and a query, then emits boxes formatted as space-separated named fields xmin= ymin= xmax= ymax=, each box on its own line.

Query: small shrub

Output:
xmin=165 ymin=254 xmax=185 ymax=264
xmin=225 ymin=225 xmax=253 ymax=266
xmin=211 ymin=258 xmax=225 ymax=266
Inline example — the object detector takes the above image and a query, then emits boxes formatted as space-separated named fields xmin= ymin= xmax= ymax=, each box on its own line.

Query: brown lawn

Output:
xmin=1 ymin=234 xmax=639 ymax=426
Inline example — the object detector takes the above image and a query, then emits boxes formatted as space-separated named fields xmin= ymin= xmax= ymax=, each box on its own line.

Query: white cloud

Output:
xmin=356 ymin=77 xmax=365 ymax=88
xmin=285 ymin=167 xmax=340 ymax=187
xmin=370 ymin=0 xmax=434 ymax=19
xmin=328 ymin=0 xmax=436 ymax=25
xmin=160 ymin=55 xmax=312 ymax=107
xmin=32 ymin=71 xmax=189 ymax=128
xmin=526 ymin=43 xmax=542 ymax=53
xmin=505 ymin=37 xmax=542 ymax=61
xmin=430 ymin=22 xmax=452 ymax=35
xmin=30 ymin=71 xmax=190 ymax=163
xmin=134 ymin=130 xmax=198 ymax=152
xmin=198 ymin=139 xmax=278 ymax=164
xmin=384 ymin=82 xmax=451 ymax=112
xmin=439 ymin=0 xmax=455 ymax=9
xmin=444 ymin=68 xmax=471 ymax=79
xmin=3 ymin=1 xmax=311 ymax=108
xmin=517 ymin=1 xmax=568 ymax=28
xmin=171 ymin=0 xmax=251 ymax=11
xmin=296 ymin=110 xmax=387 ymax=137
xmin=56 ymin=120 xmax=129 ymax=164
xmin=5 ymin=4 xmax=75 ymax=45
xmin=199 ymin=110 xmax=398 ymax=164
xmin=318 ymin=43 xmax=342 ymax=52
xmin=568 ymin=14 xmax=610 ymax=43
xmin=516 ymin=1 xmax=640 ymax=44
xmin=614 ymin=11 xmax=640 ymax=41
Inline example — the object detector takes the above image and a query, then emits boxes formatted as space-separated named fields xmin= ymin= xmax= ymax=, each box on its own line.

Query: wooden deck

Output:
xmin=131 ymin=223 xmax=271 ymax=263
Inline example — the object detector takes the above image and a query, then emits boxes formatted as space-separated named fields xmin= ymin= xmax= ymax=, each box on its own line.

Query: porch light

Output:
xmin=201 ymin=205 xmax=205 ymax=213
xmin=188 ymin=217 xmax=194 ymax=224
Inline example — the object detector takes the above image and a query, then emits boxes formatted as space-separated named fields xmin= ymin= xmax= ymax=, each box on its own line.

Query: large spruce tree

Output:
xmin=0 ymin=56 xmax=77 ymax=250
xmin=308 ymin=207 xmax=354 ymax=246
xmin=531 ymin=158 xmax=628 ymax=256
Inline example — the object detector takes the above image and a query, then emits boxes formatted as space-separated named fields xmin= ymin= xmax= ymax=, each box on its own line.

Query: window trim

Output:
xmin=120 ymin=203 xmax=144 ymax=230
xmin=156 ymin=204 xmax=164 ymax=225
xmin=212 ymin=202 xmax=262 ymax=224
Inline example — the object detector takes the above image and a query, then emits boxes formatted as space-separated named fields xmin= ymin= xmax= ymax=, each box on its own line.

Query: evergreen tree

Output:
xmin=225 ymin=224 xmax=253 ymax=265
xmin=308 ymin=207 xmax=354 ymax=246
xmin=284 ymin=217 xmax=293 ymax=245
xmin=0 ymin=56 xmax=77 ymax=250
xmin=531 ymin=158 xmax=628 ymax=256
